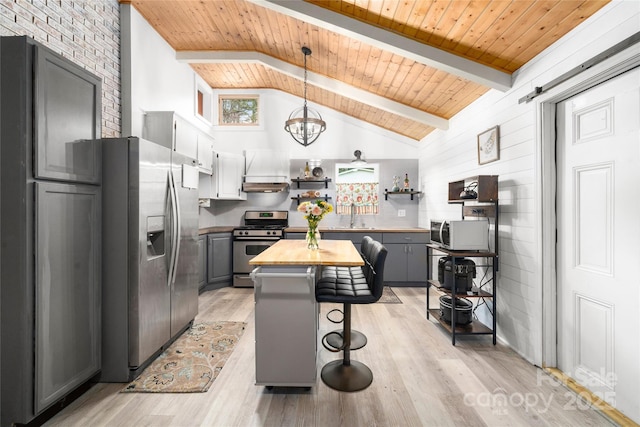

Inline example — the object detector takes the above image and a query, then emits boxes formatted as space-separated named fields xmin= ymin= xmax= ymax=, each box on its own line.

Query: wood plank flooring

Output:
xmin=44 ymin=287 xmax=615 ymax=426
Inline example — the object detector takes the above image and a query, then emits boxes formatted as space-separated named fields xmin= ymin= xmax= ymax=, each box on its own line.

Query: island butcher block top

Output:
xmin=249 ymin=239 xmax=364 ymax=267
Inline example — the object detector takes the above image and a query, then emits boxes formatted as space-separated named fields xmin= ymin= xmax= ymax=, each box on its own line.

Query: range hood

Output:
xmin=243 ymin=149 xmax=290 ymax=193
xmin=242 ymin=182 xmax=290 ymax=193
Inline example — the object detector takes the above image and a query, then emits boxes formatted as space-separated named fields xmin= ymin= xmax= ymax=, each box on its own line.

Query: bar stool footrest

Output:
xmin=325 ymin=329 xmax=367 ymax=351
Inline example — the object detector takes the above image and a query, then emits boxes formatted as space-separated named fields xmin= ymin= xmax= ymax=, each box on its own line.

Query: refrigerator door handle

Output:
xmin=167 ymin=170 xmax=179 ymax=287
xmin=171 ymin=168 xmax=182 ymax=285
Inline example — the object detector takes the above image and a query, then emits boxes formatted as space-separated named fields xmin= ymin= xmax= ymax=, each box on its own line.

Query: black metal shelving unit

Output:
xmin=426 ymin=175 xmax=499 ymax=345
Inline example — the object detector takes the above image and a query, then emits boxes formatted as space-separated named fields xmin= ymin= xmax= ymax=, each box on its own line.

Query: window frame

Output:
xmin=218 ymin=94 xmax=260 ymax=127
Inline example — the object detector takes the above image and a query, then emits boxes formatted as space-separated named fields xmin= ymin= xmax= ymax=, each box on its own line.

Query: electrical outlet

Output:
xmin=398 ymin=209 xmax=406 ymax=217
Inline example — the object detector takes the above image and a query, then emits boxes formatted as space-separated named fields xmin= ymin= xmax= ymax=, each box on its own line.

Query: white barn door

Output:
xmin=556 ymin=67 xmax=640 ymax=421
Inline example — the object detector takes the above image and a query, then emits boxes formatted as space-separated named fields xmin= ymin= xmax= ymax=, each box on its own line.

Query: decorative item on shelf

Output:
xmin=284 ymin=46 xmax=326 ymax=147
xmin=297 ymin=199 xmax=333 ymax=250
xmin=477 ymin=125 xmax=500 ymax=165
xmin=391 ymin=175 xmax=400 ymax=192
xmin=459 ymin=181 xmax=478 ymax=199
xmin=403 ymin=173 xmax=410 ymax=191
xmin=304 ymin=162 xmax=311 ymax=178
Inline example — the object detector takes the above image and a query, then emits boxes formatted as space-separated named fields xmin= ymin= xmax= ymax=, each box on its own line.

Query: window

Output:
xmin=219 ymin=95 xmax=259 ymax=126
xmin=195 ymin=78 xmax=213 ymax=124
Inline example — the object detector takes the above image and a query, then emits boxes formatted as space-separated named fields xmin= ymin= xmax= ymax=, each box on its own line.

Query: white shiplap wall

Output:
xmin=418 ymin=0 xmax=640 ymax=364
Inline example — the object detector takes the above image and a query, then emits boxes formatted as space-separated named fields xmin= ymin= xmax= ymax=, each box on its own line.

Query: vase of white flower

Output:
xmin=297 ymin=199 xmax=333 ymax=250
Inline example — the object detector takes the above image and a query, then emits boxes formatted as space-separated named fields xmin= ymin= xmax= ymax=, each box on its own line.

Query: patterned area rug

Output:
xmin=122 ymin=321 xmax=246 ymax=393
xmin=379 ymin=286 xmax=402 ymax=303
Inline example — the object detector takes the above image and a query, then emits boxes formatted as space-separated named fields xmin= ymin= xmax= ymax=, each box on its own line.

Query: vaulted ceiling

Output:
xmin=123 ymin=0 xmax=610 ymax=141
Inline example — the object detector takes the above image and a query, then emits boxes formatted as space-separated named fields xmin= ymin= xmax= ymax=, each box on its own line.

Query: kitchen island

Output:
xmin=249 ymin=239 xmax=363 ymax=388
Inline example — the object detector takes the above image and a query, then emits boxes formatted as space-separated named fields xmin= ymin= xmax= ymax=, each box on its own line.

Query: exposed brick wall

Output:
xmin=0 ymin=0 xmax=121 ymax=137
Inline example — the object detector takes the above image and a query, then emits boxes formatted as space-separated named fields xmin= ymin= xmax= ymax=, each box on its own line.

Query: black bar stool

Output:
xmin=316 ymin=239 xmax=387 ymax=392
xmin=322 ymin=236 xmax=376 ymax=351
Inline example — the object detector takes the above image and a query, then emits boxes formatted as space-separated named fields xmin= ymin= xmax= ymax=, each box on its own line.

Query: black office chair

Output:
xmin=322 ymin=236 xmax=375 ymax=351
xmin=316 ymin=238 xmax=387 ymax=392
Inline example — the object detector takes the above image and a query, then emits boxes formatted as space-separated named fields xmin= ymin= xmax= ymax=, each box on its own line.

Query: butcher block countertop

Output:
xmin=249 ymin=240 xmax=364 ymax=267
xmin=285 ymin=227 xmax=428 ymax=233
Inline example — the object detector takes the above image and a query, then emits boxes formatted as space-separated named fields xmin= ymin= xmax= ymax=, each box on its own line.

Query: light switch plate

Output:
xmin=398 ymin=209 xmax=406 ymax=217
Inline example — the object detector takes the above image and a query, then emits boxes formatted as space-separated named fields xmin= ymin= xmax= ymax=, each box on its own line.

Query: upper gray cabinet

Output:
xmin=33 ymin=42 xmax=102 ymax=184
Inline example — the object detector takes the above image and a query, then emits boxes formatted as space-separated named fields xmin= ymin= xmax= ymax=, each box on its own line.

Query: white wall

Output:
xmin=418 ymin=0 xmax=640 ymax=364
xmin=211 ymin=89 xmax=419 ymax=160
xmin=121 ymin=5 xmax=197 ymax=137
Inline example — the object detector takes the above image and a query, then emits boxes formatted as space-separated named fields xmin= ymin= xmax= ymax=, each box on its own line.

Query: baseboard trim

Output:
xmin=544 ymin=367 xmax=639 ymax=427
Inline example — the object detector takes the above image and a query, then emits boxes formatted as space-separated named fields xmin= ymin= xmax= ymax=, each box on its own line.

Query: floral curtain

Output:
xmin=336 ymin=183 xmax=379 ymax=215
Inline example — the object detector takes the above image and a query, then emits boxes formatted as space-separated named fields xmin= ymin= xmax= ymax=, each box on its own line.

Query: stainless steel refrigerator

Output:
xmin=101 ymin=137 xmax=199 ymax=382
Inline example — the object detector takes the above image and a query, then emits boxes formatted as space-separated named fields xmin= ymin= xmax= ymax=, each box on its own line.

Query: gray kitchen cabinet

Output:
xmin=34 ymin=39 xmax=102 ymax=184
xmin=1 ymin=36 xmax=102 ymax=426
xmin=207 ymin=232 xmax=233 ymax=289
xmin=198 ymin=235 xmax=207 ymax=291
xmin=382 ymin=233 xmax=429 ymax=285
xmin=252 ymin=266 xmax=318 ymax=387
xmin=285 ymin=232 xmax=307 ymax=240
xmin=34 ymin=182 xmax=101 ymax=412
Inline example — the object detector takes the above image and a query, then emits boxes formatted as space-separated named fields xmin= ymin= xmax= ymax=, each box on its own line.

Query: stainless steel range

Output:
xmin=233 ymin=210 xmax=288 ymax=287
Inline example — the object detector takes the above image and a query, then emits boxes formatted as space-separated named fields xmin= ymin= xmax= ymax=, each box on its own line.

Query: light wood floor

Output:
xmin=45 ymin=287 xmax=615 ymax=427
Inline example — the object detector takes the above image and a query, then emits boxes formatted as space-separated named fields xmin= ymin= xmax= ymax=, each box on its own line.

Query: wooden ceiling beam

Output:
xmin=177 ymin=50 xmax=449 ymax=130
xmin=247 ymin=0 xmax=512 ymax=92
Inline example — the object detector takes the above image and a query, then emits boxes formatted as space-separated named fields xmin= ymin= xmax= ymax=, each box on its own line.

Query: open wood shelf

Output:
xmin=384 ymin=189 xmax=422 ymax=200
xmin=427 ymin=280 xmax=493 ymax=298
xmin=426 ymin=244 xmax=497 ymax=258
xmin=291 ymin=177 xmax=332 ymax=188
xmin=427 ymin=308 xmax=494 ymax=335
xmin=291 ymin=195 xmax=332 ymax=205
xmin=448 ymin=175 xmax=498 ymax=203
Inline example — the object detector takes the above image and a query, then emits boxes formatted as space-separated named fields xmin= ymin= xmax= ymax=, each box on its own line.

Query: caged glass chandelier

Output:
xmin=285 ymin=46 xmax=326 ymax=147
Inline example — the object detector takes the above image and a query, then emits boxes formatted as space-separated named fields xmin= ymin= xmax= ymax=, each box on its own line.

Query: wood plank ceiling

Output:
xmin=124 ymin=0 xmax=610 ymax=141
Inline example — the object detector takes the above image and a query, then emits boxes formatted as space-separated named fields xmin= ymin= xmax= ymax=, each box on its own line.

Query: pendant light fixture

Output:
xmin=285 ymin=46 xmax=326 ymax=147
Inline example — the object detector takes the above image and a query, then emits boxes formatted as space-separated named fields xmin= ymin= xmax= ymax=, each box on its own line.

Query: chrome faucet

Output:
xmin=350 ymin=205 xmax=356 ymax=228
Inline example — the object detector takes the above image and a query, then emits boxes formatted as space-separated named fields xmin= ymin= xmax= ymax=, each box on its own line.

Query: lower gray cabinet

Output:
xmin=35 ymin=183 xmax=101 ymax=413
xmin=382 ymin=233 xmax=429 ymax=285
xmin=198 ymin=235 xmax=206 ymax=291
xmin=285 ymin=232 xmax=307 ymax=240
xmin=206 ymin=232 xmax=232 ymax=289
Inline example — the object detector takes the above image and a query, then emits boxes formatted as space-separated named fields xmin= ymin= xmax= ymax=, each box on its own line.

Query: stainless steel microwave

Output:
xmin=430 ymin=219 xmax=489 ymax=250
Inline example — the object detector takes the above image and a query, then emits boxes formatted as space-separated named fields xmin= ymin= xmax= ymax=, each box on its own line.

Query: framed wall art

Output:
xmin=477 ymin=125 xmax=500 ymax=165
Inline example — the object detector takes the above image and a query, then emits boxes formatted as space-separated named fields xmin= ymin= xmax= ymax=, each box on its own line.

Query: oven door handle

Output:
xmin=233 ymin=237 xmax=282 ymax=241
